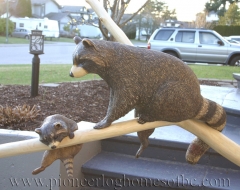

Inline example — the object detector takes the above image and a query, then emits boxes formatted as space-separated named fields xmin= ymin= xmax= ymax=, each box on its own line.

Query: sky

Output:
xmin=56 ymin=0 xmax=209 ymax=21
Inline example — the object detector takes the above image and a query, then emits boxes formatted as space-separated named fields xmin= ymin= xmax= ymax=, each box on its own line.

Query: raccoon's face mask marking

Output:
xmin=35 ymin=114 xmax=78 ymax=149
xmin=35 ymin=122 xmax=69 ymax=149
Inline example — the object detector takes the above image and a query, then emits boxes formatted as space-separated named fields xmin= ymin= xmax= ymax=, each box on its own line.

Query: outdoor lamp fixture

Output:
xmin=29 ymin=29 xmax=44 ymax=97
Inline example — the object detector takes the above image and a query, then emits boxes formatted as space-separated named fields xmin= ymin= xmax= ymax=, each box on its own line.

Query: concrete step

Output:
xmin=82 ymin=151 xmax=240 ymax=190
xmin=81 ymin=101 xmax=240 ymax=190
xmin=101 ymin=122 xmax=240 ymax=170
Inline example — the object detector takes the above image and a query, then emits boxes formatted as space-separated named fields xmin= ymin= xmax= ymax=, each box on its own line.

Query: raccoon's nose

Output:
xmin=51 ymin=145 xmax=57 ymax=149
xmin=69 ymin=71 xmax=74 ymax=77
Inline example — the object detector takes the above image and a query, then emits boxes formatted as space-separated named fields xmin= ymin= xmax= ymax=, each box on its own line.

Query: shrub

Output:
xmin=0 ymin=18 xmax=14 ymax=35
xmin=122 ymin=23 xmax=136 ymax=39
xmin=214 ymin=25 xmax=240 ymax=36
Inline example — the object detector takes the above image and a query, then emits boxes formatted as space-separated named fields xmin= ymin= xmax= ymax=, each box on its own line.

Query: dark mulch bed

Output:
xmin=0 ymin=79 xmax=220 ymax=131
xmin=0 ymin=80 xmax=109 ymax=131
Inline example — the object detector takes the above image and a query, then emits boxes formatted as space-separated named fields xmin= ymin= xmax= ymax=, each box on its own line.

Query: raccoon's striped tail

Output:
xmin=62 ymin=158 xmax=74 ymax=178
xmin=186 ymin=97 xmax=226 ymax=164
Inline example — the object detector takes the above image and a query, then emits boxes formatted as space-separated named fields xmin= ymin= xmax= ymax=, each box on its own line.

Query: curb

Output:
xmin=198 ymin=78 xmax=238 ymax=88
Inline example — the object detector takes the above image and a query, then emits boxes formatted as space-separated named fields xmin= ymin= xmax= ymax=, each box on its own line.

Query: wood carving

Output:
xmin=33 ymin=114 xmax=82 ymax=177
xmin=70 ymin=37 xmax=226 ymax=164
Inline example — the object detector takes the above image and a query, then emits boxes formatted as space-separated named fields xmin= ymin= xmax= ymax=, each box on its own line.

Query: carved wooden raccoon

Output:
xmin=33 ymin=114 xmax=82 ymax=177
xmin=35 ymin=114 xmax=78 ymax=149
xmin=70 ymin=37 xmax=226 ymax=164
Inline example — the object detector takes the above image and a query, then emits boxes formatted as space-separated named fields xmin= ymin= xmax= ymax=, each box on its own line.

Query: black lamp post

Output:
xmin=29 ymin=29 xmax=44 ymax=97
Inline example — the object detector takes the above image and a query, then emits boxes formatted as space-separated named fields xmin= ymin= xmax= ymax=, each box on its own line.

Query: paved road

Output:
xmin=0 ymin=42 xmax=76 ymax=64
xmin=0 ymin=41 xmax=148 ymax=65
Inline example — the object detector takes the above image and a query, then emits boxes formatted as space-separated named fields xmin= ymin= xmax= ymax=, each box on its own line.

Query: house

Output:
xmin=1 ymin=0 xmax=101 ymax=38
xmin=0 ymin=0 xmax=18 ymax=18
xmin=44 ymin=12 xmax=70 ymax=33
xmin=160 ymin=19 xmax=187 ymax=28
xmin=60 ymin=5 xmax=100 ymax=38
xmin=61 ymin=6 xmax=98 ymax=25
xmin=31 ymin=0 xmax=61 ymax=18
xmin=206 ymin=10 xmax=219 ymax=22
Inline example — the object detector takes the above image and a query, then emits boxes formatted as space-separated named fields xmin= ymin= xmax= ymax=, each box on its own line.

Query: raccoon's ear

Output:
xmin=82 ymin=39 xmax=97 ymax=50
xmin=54 ymin=122 xmax=62 ymax=129
xmin=73 ymin=36 xmax=82 ymax=45
xmin=35 ymin=128 xmax=41 ymax=135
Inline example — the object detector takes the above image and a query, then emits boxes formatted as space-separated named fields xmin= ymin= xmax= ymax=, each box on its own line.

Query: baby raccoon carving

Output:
xmin=33 ymin=114 xmax=82 ymax=177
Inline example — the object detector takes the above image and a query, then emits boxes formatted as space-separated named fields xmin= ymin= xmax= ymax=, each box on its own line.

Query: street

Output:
xmin=0 ymin=42 xmax=76 ymax=65
xmin=0 ymin=41 xmax=148 ymax=65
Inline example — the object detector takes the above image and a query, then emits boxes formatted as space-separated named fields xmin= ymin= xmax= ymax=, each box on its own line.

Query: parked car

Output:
xmin=148 ymin=28 xmax=240 ymax=66
xmin=60 ymin=31 xmax=77 ymax=38
xmin=228 ymin=39 xmax=240 ymax=44
xmin=228 ymin=35 xmax=240 ymax=42
xmin=10 ymin=28 xmax=30 ymax=39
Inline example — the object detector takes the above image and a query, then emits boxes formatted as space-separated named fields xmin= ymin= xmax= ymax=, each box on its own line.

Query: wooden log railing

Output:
xmin=0 ymin=119 xmax=240 ymax=167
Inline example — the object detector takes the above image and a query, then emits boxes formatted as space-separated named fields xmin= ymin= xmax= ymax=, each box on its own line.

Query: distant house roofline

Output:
xmin=31 ymin=0 xmax=62 ymax=9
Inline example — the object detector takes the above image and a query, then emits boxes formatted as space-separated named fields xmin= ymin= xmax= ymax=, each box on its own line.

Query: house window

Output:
xmin=39 ymin=23 xmax=41 ymax=27
xmin=19 ymin=23 xmax=24 ymax=27
xmin=44 ymin=25 xmax=48 ymax=29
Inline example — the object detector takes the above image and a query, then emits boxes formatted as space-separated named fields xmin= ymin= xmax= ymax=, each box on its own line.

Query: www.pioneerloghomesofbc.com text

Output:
xmin=8 ymin=174 xmax=231 ymax=190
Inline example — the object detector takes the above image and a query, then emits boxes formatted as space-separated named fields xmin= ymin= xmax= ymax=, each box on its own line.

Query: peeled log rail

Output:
xmin=0 ymin=119 xmax=240 ymax=167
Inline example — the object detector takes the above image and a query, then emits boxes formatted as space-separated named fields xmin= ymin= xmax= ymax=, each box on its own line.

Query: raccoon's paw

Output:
xmin=94 ymin=120 xmax=111 ymax=129
xmin=69 ymin=132 xmax=75 ymax=139
xmin=136 ymin=144 xmax=144 ymax=158
xmin=137 ymin=114 xmax=151 ymax=124
xmin=137 ymin=118 xmax=146 ymax=124
xmin=136 ymin=129 xmax=155 ymax=158
xmin=32 ymin=167 xmax=45 ymax=175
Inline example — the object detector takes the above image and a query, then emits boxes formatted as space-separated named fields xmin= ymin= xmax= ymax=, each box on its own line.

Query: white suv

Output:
xmin=148 ymin=28 xmax=240 ymax=66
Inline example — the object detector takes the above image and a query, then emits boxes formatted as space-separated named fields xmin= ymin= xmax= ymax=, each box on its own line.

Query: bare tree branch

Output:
xmin=98 ymin=19 xmax=109 ymax=40
xmin=109 ymin=0 xmax=115 ymax=12
xmin=99 ymin=0 xmax=110 ymax=40
xmin=115 ymin=0 xmax=121 ymax=20
xmin=98 ymin=0 xmax=150 ymax=40
xmin=111 ymin=0 xmax=119 ymax=20
xmin=115 ymin=0 xmax=126 ymax=24
xmin=103 ymin=0 xmax=109 ymax=11
xmin=119 ymin=0 xmax=150 ymax=28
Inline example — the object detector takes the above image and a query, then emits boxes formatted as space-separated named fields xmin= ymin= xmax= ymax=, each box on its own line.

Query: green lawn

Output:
xmin=189 ymin=65 xmax=240 ymax=80
xmin=0 ymin=64 xmax=239 ymax=85
xmin=0 ymin=64 xmax=100 ymax=85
